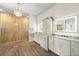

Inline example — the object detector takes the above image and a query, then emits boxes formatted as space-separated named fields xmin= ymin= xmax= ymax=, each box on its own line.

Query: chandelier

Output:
xmin=14 ymin=3 xmax=22 ymax=17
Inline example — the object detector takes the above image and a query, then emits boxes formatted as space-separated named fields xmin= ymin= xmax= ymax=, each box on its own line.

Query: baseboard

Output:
xmin=48 ymin=49 xmax=59 ymax=56
xmin=31 ymin=41 xmax=40 ymax=46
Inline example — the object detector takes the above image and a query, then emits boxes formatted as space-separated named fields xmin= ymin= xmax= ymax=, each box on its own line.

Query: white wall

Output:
xmin=37 ymin=3 xmax=79 ymax=37
xmin=29 ymin=15 xmax=37 ymax=41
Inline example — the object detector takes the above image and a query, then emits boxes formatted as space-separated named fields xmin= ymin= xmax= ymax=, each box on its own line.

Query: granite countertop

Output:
xmin=52 ymin=34 xmax=79 ymax=42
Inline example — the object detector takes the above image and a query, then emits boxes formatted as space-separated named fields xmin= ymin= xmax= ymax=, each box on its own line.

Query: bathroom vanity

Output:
xmin=49 ymin=34 xmax=79 ymax=56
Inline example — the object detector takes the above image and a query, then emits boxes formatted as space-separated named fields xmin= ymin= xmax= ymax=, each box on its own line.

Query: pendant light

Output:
xmin=14 ymin=3 xmax=22 ymax=17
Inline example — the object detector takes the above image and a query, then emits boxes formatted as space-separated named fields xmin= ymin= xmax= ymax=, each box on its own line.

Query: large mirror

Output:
xmin=55 ymin=16 xmax=77 ymax=32
xmin=65 ymin=16 xmax=77 ymax=32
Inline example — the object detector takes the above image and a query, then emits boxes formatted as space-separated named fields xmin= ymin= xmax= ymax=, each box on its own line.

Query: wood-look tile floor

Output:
xmin=0 ymin=41 xmax=56 ymax=56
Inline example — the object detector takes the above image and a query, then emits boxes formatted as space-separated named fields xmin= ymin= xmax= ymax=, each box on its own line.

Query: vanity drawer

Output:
xmin=71 ymin=41 xmax=79 ymax=47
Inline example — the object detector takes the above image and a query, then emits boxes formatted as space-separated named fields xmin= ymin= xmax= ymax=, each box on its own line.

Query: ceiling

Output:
xmin=0 ymin=3 xmax=55 ymax=16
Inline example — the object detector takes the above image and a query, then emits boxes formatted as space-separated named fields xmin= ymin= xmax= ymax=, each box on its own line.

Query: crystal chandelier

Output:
xmin=14 ymin=3 xmax=22 ymax=17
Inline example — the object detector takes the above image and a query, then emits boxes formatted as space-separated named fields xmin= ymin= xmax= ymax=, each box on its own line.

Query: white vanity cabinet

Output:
xmin=34 ymin=33 xmax=40 ymax=44
xmin=34 ymin=33 xmax=48 ymax=50
xmin=40 ymin=34 xmax=48 ymax=50
xmin=49 ymin=35 xmax=54 ymax=52
xmin=71 ymin=41 xmax=79 ymax=56
xmin=59 ymin=39 xmax=70 ymax=56
xmin=53 ymin=37 xmax=70 ymax=56
xmin=54 ymin=37 xmax=61 ymax=55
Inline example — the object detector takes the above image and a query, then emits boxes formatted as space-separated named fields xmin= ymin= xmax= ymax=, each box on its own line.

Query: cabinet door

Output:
xmin=54 ymin=37 xmax=61 ymax=55
xmin=71 ymin=47 xmax=79 ymax=56
xmin=54 ymin=37 xmax=70 ymax=56
xmin=40 ymin=34 xmax=48 ymax=50
xmin=60 ymin=39 xmax=70 ymax=56
xmin=71 ymin=41 xmax=79 ymax=56
xmin=34 ymin=33 xmax=39 ymax=43
xmin=49 ymin=36 xmax=54 ymax=51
